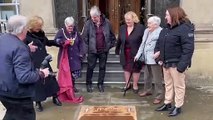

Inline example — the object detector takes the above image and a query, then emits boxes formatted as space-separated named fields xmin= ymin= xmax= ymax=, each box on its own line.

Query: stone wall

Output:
xmin=19 ymin=0 xmax=56 ymax=33
xmin=182 ymin=0 xmax=213 ymax=30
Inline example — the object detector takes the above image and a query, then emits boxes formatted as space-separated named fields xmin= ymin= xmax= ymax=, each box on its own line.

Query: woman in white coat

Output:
xmin=134 ymin=16 xmax=164 ymax=104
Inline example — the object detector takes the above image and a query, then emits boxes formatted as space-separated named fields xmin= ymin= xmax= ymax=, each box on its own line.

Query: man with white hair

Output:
xmin=82 ymin=6 xmax=116 ymax=93
xmin=0 ymin=15 xmax=49 ymax=120
xmin=134 ymin=16 xmax=164 ymax=104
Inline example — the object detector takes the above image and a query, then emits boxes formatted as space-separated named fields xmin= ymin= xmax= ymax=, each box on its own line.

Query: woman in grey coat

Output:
xmin=134 ymin=16 xmax=164 ymax=104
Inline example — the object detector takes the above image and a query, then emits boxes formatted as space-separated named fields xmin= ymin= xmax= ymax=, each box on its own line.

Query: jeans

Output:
xmin=86 ymin=52 xmax=108 ymax=85
xmin=1 ymin=98 xmax=35 ymax=120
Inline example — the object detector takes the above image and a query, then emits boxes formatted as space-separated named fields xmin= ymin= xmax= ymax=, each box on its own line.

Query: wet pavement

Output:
xmin=1 ymin=83 xmax=213 ymax=120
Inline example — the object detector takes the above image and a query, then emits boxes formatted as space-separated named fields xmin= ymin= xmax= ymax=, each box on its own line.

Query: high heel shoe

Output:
xmin=132 ymin=88 xmax=139 ymax=94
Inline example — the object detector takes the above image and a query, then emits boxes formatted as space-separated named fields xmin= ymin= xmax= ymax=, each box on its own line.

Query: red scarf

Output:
xmin=57 ymin=41 xmax=83 ymax=103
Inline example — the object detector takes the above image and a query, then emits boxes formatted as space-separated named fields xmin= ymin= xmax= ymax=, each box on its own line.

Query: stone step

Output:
xmin=82 ymin=61 xmax=122 ymax=71
xmin=76 ymin=70 xmax=144 ymax=84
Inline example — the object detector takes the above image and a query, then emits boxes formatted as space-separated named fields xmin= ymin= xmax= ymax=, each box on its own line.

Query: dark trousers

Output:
xmin=1 ymin=99 xmax=35 ymax=120
xmin=86 ymin=52 xmax=108 ymax=85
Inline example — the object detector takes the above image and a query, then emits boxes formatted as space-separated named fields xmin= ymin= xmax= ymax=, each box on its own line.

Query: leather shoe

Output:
xmin=36 ymin=102 xmax=43 ymax=112
xmin=86 ymin=85 xmax=93 ymax=93
xmin=153 ymin=99 xmax=162 ymax=104
xmin=139 ymin=92 xmax=152 ymax=97
xmin=97 ymin=84 xmax=104 ymax=92
xmin=168 ymin=107 xmax=181 ymax=117
xmin=53 ymin=97 xmax=62 ymax=106
xmin=155 ymin=103 xmax=173 ymax=111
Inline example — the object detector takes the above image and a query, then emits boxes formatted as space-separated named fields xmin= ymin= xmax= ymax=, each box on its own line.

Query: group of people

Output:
xmin=0 ymin=5 xmax=194 ymax=120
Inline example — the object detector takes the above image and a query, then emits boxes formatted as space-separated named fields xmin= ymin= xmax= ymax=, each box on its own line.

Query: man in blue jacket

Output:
xmin=0 ymin=15 xmax=49 ymax=120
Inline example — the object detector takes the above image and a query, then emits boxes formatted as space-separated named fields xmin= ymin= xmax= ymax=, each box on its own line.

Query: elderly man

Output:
xmin=82 ymin=6 xmax=116 ymax=93
xmin=134 ymin=16 xmax=164 ymax=104
xmin=0 ymin=15 xmax=49 ymax=120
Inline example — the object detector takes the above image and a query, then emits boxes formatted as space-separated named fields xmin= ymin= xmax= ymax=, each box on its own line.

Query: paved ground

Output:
xmin=1 ymin=83 xmax=213 ymax=120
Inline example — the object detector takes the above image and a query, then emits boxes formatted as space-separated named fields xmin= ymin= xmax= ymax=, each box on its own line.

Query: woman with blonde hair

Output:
xmin=25 ymin=16 xmax=61 ymax=112
xmin=115 ymin=11 xmax=145 ymax=93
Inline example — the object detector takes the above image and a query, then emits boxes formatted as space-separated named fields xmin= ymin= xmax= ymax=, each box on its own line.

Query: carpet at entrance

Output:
xmin=78 ymin=105 xmax=137 ymax=120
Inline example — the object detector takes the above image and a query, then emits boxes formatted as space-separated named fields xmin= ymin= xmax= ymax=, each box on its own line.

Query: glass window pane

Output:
xmin=0 ymin=0 xmax=19 ymax=19
xmin=0 ymin=6 xmax=15 ymax=19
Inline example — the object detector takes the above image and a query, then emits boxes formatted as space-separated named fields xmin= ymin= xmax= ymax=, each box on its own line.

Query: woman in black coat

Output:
xmin=115 ymin=11 xmax=145 ymax=93
xmin=25 ymin=16 xmax=62 ymax=112
xmin=154 ymin=7 xmax=194 ymax=117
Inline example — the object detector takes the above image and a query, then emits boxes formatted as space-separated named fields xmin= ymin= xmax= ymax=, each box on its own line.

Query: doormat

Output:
xmin=78 ymin=105 xmax=137 ymax=120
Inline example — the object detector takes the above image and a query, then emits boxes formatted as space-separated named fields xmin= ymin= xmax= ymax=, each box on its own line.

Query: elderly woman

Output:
xmin=154 ymin=7 xmax=194 ymax=117
xmin=25 ymin=16 xmax=61 ymax=112
xmin=115 ymin=11 xmax=145 ymax=93
xmin=134 ymin=16 xmax=164 ymax=104
xmin=54 ymin=16 xmax=84 ymax=103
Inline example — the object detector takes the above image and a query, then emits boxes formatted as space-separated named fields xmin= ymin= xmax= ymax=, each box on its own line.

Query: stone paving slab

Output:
xmin=1 ymin=84 xmax=213 ymax=120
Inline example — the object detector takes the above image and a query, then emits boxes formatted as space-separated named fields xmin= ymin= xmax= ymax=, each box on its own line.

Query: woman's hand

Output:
xmin=28 ymin=41 xmax=38 ymax=52
xmin=153 ymin=51 xmax=160 ymax=59
xmin=134 ymin=56 xmax=139 ymax=62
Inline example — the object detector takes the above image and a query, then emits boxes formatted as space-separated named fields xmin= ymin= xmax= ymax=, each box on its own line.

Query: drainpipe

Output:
xmin=147 ymin=0 xmax=152 ymax=16
xmin=82 ymin=0 xmax=87 ymax=22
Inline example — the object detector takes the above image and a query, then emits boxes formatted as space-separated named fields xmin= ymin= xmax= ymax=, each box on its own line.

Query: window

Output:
xmin=0 ymin=0 xmax=19 ymax=32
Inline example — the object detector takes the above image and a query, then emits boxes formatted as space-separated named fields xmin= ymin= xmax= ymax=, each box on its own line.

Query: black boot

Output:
xmin=86 ymin=84 xmax=93 ymax=93
xmin=155 ymin=103 xmax=173 ymax=111
xmin=52 ymin=97 xmax=62 ymax=106
xmin=74 ymin=86 xmax=79 ymax=93
xmin=36 ymin=102 xmax=43 ymax=112
xmin=72 ymin=79 xmax=79 ymax=93
xmin=168 ymin=107 xmax=181 ymax=117
xmin=97 ymin=84 xmax=104 ymax=92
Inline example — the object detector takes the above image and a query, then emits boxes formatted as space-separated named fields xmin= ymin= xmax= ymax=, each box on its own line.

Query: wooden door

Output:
xmin=87 ymin=0 xmax=142 ymax=34
xmin=108 ymin=0 xmax=120 ymax=35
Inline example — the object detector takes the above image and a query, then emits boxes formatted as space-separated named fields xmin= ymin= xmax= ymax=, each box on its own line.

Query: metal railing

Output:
xmin=0 ymin=20 xmax=7 ymax=33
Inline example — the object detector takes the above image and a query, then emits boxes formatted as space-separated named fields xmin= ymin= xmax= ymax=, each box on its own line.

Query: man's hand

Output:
xmin=28 ymin=41 xmax=38 ymax=52
xmin=40 ymin=68 xmax=49 ymax=78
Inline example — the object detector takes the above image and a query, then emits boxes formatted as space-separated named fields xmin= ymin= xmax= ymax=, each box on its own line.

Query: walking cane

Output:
xmin=123 ymin=61 xmax=136 ymax=97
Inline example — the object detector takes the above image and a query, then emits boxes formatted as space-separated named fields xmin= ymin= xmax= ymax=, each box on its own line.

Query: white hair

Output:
xmin=90 ymin=6 xmax=101 ymax=17
xmin=64 ymin=17 xmax=75 ymax=27
xmin=7 ymin=15 xmax=27 ymax=35
xmin=147 ymin=16 xmax=161 ymax=26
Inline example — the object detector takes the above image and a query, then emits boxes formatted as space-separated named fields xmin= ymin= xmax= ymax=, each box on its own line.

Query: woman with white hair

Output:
xmin=134 ymin=16 xmax=164 ymax=104
xmin=54 ymin=16 xmax=84 ymax=103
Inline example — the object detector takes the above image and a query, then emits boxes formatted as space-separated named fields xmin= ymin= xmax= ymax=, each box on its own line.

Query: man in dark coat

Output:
xmin=82 ymin=6 xmax=116 ymax=93
xmin=0 ymin=15 xmax=49 ymax=120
